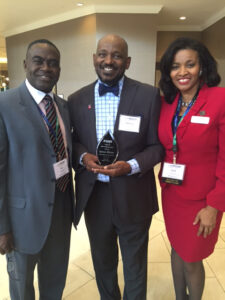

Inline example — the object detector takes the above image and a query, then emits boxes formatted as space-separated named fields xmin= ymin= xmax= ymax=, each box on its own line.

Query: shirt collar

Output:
xmin=96 ymin=76 xmax=124 ymax=96
xmin=25 ymin=79 xmax=54 ymax=105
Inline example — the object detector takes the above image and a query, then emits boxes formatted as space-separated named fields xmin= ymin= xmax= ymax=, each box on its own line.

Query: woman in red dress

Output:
xmin=158 ymin=37 xmax=225 ymax=300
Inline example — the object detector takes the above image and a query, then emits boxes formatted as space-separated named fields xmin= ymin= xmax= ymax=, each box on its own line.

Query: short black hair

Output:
xmin=26 ymin=39 xmax=60 ymax=57
xmin=159 ymin=37 xmax=221 ymax=103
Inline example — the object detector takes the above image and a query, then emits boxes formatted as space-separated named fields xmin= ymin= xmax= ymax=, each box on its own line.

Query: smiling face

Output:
xmin=24 ymin=43 xmax=60 ymax=93
xmin=93 ymin=35 xmax=131 ymax=86
xmin=170 ymin=48 xmax=201 ymax=98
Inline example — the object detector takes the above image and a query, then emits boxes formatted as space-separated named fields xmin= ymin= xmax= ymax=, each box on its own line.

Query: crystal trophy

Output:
xmin=96 ymin=130 xmax=119 ymax=165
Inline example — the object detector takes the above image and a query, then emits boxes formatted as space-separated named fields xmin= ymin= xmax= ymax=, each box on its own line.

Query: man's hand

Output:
xmin=82 ymin=153 xmax=103 ymax=172
xmin=0 ymin=233 xmax=14 ymax=255
xmin=193 ymin=205 xmax=218 ymax=238
xmin=92 ymin=161 xmax=131 ymax=177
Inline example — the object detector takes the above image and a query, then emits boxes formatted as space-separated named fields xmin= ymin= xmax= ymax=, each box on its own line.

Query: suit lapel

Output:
xmin=176 ymin=85 xmax=208 ymax=138
xmin=85 ymin=83 xmax=98 ymax=152
xmin=18 ymin=83 xmax=53 ymax=150
xmin=114 ymin=77 xmax=137 ymax=134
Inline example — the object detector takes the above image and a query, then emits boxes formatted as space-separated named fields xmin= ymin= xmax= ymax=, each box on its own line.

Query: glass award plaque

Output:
xmin=96 ymin=130 xmax=119 ymax=165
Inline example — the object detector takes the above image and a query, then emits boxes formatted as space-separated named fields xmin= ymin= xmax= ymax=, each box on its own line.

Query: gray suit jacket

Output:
xmin=0 ymin=82 xmax=74 ymax=254
xmin=68 ymin=77 xmax=164 ymax=226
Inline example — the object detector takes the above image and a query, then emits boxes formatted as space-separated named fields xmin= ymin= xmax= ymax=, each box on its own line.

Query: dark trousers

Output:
xmin=85 ymin=181 xmax=151 ymax=300
xmin=6 ymin=188 xmax=72 ymax=300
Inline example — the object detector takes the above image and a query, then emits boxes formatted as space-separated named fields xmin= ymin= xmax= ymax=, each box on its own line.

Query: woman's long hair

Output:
xmin=159 ymin=37 xmax=221 ymax=103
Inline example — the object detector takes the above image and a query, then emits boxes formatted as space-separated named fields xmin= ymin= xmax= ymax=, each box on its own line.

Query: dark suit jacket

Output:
xmin=0 ymin=82 xmax=75 ymax=254
xmin=68 ymin=76 xmax=163 ymax=225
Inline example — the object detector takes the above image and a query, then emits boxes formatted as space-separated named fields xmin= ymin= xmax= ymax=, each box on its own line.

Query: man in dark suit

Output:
xmin=0 ymin=39 xmax=74 ymax=300
xmin=68 ymin=34 xmax=163 ymax=300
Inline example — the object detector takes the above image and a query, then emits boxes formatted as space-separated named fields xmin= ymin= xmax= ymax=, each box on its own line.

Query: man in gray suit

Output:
xmin=68 ymin=34 xmax=163 ymax=299
xmin=0 ymin=39 xmax=74 ymax=300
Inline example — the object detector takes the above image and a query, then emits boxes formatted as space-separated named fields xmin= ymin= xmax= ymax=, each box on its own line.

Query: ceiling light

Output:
xmin=179 ymin=16 xmax=186 ymax=20
xmin=77 ymin=2 xmax=84 ymax=6
xmin=0 ymin=57 xmax=7 ymax=63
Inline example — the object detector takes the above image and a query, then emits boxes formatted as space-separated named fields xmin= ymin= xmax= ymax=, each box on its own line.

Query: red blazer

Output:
xmin=158 ymin=84 xmax=225 ymax=212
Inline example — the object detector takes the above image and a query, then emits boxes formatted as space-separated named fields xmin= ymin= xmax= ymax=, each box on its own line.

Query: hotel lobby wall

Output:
xmin=6 ymin=14 xmax=97 ymax=97
xmin=6 ymin=13 xmax=224 ymax=96
xmin=156 ymin=31 xmax=202 ymax=63
xmin=6 ymin=13 xmax=158 ymax=98
xmin=96 ymin=14 xmax=158 ymax=86
xmin=156 ymin=17 xmax=225 ymax=88
xmin=202 ymin=17 xmax=225 ymax=87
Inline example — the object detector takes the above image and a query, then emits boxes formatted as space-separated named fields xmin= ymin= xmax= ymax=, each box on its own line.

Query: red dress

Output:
xmin=158 ymin=85 xmax=225 ymax=262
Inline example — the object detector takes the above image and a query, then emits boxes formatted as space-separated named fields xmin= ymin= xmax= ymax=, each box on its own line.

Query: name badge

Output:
xmin=53 ymin=158 xmax=69 ymax=180
xmin=191 ymin=116 xmax=210 ymax=124
xmin=118 ymin=114 xmax=141 ymax=133
xmin=162 ymin=162 xmax=186 ymax=185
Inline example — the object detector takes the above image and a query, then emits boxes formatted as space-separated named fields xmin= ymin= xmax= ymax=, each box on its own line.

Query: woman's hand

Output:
xmin=193 ymin=205 xmax=218 ymax=238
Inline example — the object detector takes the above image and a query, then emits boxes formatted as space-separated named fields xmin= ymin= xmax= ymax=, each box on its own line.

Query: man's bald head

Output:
xmin=96 ymin=34 xmax=129 ymax=57
xmin=93 ymin=34 xmax=131 ymax=86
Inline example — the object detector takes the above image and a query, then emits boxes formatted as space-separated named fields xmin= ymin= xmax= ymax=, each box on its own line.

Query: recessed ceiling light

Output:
xmin=77 ymin=2 xmax=84 ymax=6
xmin=179 ymin=16 xmax=186 ymax=20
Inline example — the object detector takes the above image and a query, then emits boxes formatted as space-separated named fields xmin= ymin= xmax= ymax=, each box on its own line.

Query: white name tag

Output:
xmin=191 ymin=116 xmax=210 ymax=124
xmin=162 ymin=162 xmax=186 ymax=185
xmin=53 ymin=158 xmax=69 ymax=180
xmin=118 ymin=115 xmax=141 ymax=133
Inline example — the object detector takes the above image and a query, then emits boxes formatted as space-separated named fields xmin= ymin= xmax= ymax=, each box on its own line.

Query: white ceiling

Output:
xmin=0 ymin=0 xmax=225 ymax=58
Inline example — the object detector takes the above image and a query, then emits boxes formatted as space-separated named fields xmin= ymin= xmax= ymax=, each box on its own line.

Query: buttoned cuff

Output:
xmin=80 ymin=152 xmax=87 ymax=166
xmin=127 ymin=159 xmax=141 ymax=175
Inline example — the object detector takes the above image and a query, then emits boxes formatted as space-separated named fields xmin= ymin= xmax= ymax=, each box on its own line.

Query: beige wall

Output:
xmin=202 ymin=17 xmax=225 ymax=87
xmin=155 ymin=27 xmax=225 ymax=87
xmin=156 ymin=31 xmax=202 ymax=62
xmin=6 ymin=13 xmax=158 ymax=98
xmin=96 ymin=14 xmax=158 ymax=85
xmin=6 ymin=14 xmax=225 ymax=95
xmin=6 ymin=15 xmax=97 ymax=97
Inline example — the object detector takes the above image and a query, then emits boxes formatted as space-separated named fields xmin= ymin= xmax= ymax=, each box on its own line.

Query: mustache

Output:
xmin=36 ymin=72 xmax=52 ymax=76
xmin=100 ymin=64 xmax=117 ymax=70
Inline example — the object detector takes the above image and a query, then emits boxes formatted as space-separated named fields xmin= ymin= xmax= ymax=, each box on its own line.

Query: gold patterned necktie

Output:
xmin=44 ymin=94 xmax=70 ymax=192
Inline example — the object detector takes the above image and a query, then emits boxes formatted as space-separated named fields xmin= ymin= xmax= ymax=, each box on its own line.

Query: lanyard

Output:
xmin=172 ymin=92 xmax=198 ymax=163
